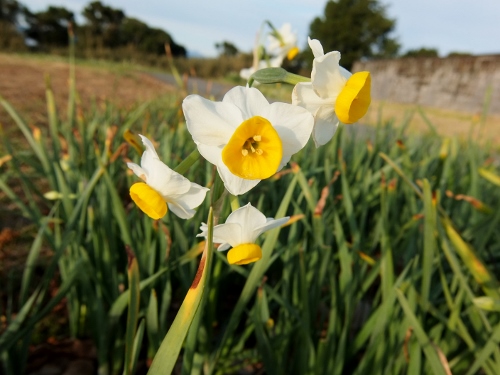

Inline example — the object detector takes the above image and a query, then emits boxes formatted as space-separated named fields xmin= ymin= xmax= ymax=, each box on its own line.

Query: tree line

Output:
xmin=0 ymin=0 xmax=186 ymax=58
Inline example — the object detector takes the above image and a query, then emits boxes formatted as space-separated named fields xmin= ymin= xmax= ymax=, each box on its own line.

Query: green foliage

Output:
xmin=24 ymin=6 xmax=75 ymax=48
xmin=0 ymin=0 xmax=23 ymax=24
xmin=308 ymin=0 xmax=400 ymax=70
xmin=447 ymin=51 xmax=473 ymax=58
xmin=215 ymin=41 xmax=239 ymax=57
xmin=403 ymin=47 xmax=439 ymax=58
xmin=0 ymin=0 xmax=27 ymax=51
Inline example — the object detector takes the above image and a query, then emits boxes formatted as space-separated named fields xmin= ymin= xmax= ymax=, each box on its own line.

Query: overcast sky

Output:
xmin=28 ymin=0 xmax=500 ymax=58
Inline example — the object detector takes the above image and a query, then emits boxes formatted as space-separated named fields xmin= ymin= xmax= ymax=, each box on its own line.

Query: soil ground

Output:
xmin=0 ymin=53 xmax=175 ymax=131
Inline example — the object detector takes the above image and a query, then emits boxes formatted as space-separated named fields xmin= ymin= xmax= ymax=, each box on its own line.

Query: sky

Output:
xmin=28 ymin=0 xmax=500 ymax=58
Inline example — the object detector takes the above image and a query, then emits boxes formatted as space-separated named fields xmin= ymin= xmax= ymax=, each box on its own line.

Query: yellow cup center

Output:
xmin=129 ymin=182 xmax=168 ymax=220
xmin=287 ymin=47 xmax=299 ymax=60
xmin=222 ymin=116 xmax=283 ymax=180
xmin=227 ymin=243 xmax=262 ymax=265
xmin=334 ymin=71 xmax=371 ymax=124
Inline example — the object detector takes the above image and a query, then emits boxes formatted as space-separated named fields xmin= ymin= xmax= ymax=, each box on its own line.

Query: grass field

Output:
xmin=1 ymin=53 xmax=500 ymax=375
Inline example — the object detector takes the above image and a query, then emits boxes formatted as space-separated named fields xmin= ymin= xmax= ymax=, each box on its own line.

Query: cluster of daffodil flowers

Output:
xmin=240 ymin=22 xmax=300 ymax=81
xmin=127 ymin=37 xmax=372 ymax=266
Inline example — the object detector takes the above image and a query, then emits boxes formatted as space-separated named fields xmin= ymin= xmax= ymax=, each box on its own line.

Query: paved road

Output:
xmin=147 ymin=72 xmax=235 ymax=100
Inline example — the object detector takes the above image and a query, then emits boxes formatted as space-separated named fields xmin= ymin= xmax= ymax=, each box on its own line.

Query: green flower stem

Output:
xmin=229 ymin=194 xmax=240 ymax=211
xmin=174 ymin=149 xmax=201 ymax=175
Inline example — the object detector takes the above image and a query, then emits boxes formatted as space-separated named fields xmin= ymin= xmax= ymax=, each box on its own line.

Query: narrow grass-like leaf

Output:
xmin=396 ymin=289 xmax=447 ymax=375
xmin=147 ymin=208 xmax=214 ymax=375
xmin=442 ymin=217 xmax=500 ymax=298
xmin=123 ymin=257 xmax=140 ymax=375
xmin=479 ymin=168 xmax=500 ymax=187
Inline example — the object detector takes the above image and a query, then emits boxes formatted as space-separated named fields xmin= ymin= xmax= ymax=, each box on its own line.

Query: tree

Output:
xmin=402 ymin=47 xmax=439 ymax=58
xmin=25 ymin=6 xmax=74 ymax=48
xmin=82 ymin=1 xmax=124 ymax=49
xmin=308 ymin=0 xmax=399 ymax=70
xmin=0 ymin=0 xmax=27 ymax=51
xmin=215 ymin=41 xmax=238 ymax=57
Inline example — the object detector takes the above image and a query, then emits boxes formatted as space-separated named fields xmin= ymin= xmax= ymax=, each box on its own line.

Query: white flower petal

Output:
xmin=139 ymin=135 xmax=160 ymax=170
xmin=197 ymin=223 xmax=208 ymax=237
xmin=146 ymin=158 xmax=191 ymax=196
xmin=339 ymin=65 xmax=352 ymax=80
xmin=217 ymin=162 xmax=261 ymax=196
xmin=292 ymin=82 xmax=332 ymax=116
xmin=225 ymin=204 xmax=267 ymax=244
xmin=167 ymin=183 xmax=209 ymax=219
xmin=268 ymin=23 xmax=297 ymax=57
xmin=212 ymin=222 xmax=243 ymax=248
xmin=197 ymin=222 xmax=227 ymax=244
xmin=252 ymin=216 xmax=290 ymax=240
xmin=262 ymin=102 xmax=314 ymax=162
xmin=183 ymin=95 xmax=243 ymax=146
xmin=311 ymin=51 xmax=348 ymax=99
xmin=312 ymin=106 xmax=339 ymax=147
xmin=222 ymin=86 xmax=270 ymax=120
xmin=197 ymin=143 xmax=223 ymax=167
xmin=217 ymin=243 xmax=232 ymax=252
xmin=240 ymin=67 xmax=255 ymax=80
xmin=127 ymin=162 xmax=148 ymax=181
xmin=308 ymin=37 xmax=324 ymax=58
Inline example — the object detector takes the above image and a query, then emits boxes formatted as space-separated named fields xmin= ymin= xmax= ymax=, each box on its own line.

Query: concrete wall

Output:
xmin=353 ymin=55 xmax=500 ymax=114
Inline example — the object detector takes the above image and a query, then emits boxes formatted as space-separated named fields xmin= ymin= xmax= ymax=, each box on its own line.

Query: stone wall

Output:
xmin=353 ymin=55 xmax=500 ymax=114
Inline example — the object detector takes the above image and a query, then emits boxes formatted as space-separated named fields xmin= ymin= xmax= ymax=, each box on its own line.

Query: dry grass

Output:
xmin=364 ymin=100 xmax=500 ymax=145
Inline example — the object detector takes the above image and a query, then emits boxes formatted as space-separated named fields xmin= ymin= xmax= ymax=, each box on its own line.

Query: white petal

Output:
xmin=312 ymin=106 xmax=339 ymax=147
xmin=146 ymin=158 xmax=191 ymax=196
xmin=308 ymin=37 xmax=324 ymax=58
xmin=212 ymin=222 xmax=242 ymax=248
xmin=224 ymin=203 xmax=267 ymax=243
xmin=262 ymin=102 xmax=314 ymax=162
xmin=226 ymin=203 xmax=267 ymax=233
xmin=196 ymin=142 xmax=223 ymax=167
xmin=167 ymin=182 xmax=209 ymax=219
xmin=269 ymin=55 xmax=285 ymax=68
xmin=311 ymin=51 xmax=349 ymax=99
xmin=139 ymin=135 xmax=160 ymax=171
xmin=222 ymin=86 xmax=270 ymax=120
xmin=252 ymin=216 xmax=290 ymax=240
xmin=197 ymin=222 xmax=227 ymax=244
xmin=127 ymin=162 xmax=148 ymax=181
xmin=339 ymin=65 xmax=352 ymax=80
xmin=292 ymin=82 xmax=332 ymax=115
xmin=240 ymin=67 xmax=255 ymax=80
xmin=217 ymin=243 xmax=232 ymax=252
xmin=217 ymin=162 xmax=261 ymax=196
xmin=197 ymin=222 xmax=208 ymax=237
xmin=183 ymin=95 xmax=243 ymax=146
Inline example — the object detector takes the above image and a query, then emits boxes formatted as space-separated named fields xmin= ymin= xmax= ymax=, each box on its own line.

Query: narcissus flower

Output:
xmin=127 ymin=135 xmax=209 ymax=220
xmin=198 ymin=203 xmax=289 ymax=265
xmin=267 ymin=23 xmax=299 ymax=62
xmin=292 ymin=37 xmax=371 ymax=147
xmin=183 ymin=86 xmax=313 ymax=195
